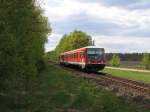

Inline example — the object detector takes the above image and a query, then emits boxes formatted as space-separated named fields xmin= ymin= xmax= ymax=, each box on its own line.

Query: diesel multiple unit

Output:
xmin=59 ymin=46 xmax=105 ymax=72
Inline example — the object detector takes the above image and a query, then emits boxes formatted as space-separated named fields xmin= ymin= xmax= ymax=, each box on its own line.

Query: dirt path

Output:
xmin=106 ymin=66 xmax=150 ymax=73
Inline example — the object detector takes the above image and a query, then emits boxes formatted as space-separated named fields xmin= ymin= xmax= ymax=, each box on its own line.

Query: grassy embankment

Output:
xmin=23 ymin=63 xmax=149 ymax=112
xmin=103 ymin=68 xmax=150 ymax=83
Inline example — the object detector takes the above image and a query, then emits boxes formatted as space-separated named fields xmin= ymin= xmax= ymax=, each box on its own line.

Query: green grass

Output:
xmin=28 ymin=64 xmax=149 ymax=112
xmin=3 ymin=64 xmax=149 ymax=112
xmin=103 ymin=68 xmax=150 ymax=83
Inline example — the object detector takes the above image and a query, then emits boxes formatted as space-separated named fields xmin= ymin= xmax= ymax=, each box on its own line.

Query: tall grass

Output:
xmin=29 ymin=64 xmax=149 ymax=112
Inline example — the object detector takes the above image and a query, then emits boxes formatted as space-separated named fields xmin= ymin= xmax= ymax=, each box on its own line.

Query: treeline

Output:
xmin=105 ymin=53 xmax=149 ymax=61
xmin=47 ymin=30 xmax=93 ymax=61
xmin=0 ymin=0 xmax=51 ymax=111
xmin=107 ymin=53 xmax=150 ymax=69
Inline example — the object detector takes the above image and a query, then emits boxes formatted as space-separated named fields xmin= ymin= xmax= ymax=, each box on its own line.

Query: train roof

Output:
xmin=83 ymin=46 xmax=104 ymax=49
xmin=60 ymin=46 xmax=104 ymax=55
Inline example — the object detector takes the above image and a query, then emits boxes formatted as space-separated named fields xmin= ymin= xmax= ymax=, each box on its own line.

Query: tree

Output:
xmin=0 ymin=0 xmax=51 ymax=110
xmin=46 ymin=50 xmax=58 ymax=61
xmin=142 ymin=53 xmax=150 ymax=69
xmin=55 ymin=30 xmax=92 ymax=55
xmin=110 ymin=54 xmax=120 ymax=67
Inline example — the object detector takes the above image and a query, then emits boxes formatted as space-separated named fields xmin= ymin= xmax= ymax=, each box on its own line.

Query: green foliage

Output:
xmin=0 ymin=0 xmax=51 ymax=110
xmin=46 ymin=50 xmax=58 ymax=62
xmin=55 ymin=30 xmax=92 ymax=54
xmin=46 ymin=30 xmax=93 ymax=61
xmin=104 ymin=68 xmax=150 ymax=83
xmin=110 ymin=54 xmax=120 ymax=67
xmin=11 ymin=64 xmax=147 ymax=112
xmin=142 ymin=53 xmax=150 ymax=69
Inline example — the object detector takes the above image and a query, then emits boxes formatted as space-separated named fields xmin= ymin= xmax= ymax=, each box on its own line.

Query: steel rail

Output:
xmin=49 ymin=61 xmax=150 ymax=99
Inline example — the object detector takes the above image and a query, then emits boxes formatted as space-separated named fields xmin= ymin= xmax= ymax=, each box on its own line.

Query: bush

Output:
xmin=110 ymin=54 xmax=120 ymax=67
xmin=142 ymin=53 xmax=150 ymax=69
xmin=0 ymin=0 xmax=51 ymax=111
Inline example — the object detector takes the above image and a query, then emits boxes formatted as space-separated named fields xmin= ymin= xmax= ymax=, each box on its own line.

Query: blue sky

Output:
xmin=43 ymin=0 xmax=150 ymax=53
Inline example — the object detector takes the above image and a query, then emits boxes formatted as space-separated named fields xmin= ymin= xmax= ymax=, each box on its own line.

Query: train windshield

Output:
xmin=87 ymin=48 xmax=104 ymax=60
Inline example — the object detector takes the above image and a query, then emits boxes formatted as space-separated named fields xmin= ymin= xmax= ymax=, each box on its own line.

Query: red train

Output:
xmin=59 ymin=46 xmax=106 ymax=72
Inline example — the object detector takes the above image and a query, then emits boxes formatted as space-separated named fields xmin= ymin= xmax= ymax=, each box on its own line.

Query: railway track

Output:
xmin=92 ymin=73 xmax=150 ymax=98
xmin=60 ymin=65 xmax=150 ymax=99
xmin=48 ymin=61 xmax=150 ymax=100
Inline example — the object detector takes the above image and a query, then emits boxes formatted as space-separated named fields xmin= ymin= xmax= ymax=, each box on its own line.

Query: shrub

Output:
xmin=142 ymin=53 xmax=150 ymax=69
xmin=110 ymin=54 xmax=120 ymax=67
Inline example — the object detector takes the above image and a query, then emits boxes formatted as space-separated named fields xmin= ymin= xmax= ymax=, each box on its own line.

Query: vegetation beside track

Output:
xmin=14 ymin=63 xmax=148 ymax=112
xmin=0 ymin=1 xmax=51 ymax=111
xmin=103 ymin=68 xmax=150 ymax=83
xmin=46 ymin=30 xmax=93 ymax=62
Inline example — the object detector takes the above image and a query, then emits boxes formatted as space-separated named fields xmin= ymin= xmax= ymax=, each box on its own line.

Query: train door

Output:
xmin=81 ymin=51 xmax=84 ymax=63
xmin=81 ymin=51 xmax=86 ymax=69
xmin=77 ymin=52 xmax=80 ymax=62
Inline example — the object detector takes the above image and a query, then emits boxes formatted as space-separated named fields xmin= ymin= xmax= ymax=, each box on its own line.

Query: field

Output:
xmin=103 ymin=67 xmax=150 ymax=83
xmin=4 ymin=63 xmax=148 ymax=111
xmin=106 ymin=61 xmax=144 ymax=69
xmin=17 ymin=63 xmax=148 ymax=112
xmin=119 ymin=61 xmax=142 ymax=69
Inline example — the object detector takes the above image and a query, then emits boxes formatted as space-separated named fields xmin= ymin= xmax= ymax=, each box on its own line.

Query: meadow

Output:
xmin=23 ymin=63 xmax=149 ymax=112
xmin=103 ymin=68 xmax=150 ymax=83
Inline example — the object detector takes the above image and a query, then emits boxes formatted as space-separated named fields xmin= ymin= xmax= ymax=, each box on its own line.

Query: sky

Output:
xmin=43 ymin=0 xmax=150 ymax=53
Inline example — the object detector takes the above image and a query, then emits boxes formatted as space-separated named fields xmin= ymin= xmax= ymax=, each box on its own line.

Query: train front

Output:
xmin=85 ymin=47 xmax=105 ymax=71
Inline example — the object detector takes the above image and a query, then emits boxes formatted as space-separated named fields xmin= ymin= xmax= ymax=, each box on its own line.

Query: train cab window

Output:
xmin=87 ymin=48 xmax=104 ymax=60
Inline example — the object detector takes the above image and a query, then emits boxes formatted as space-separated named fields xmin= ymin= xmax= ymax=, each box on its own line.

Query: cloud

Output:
xmin=127 ymin=1 xmax=150 ymax=10
xmin=44 ymin=0 xmax=150 ymax=28
xmin=45 ymin=33 xmax=62 ymax=51
xmin=77 ymin=0 xmax=150 ymax=9
xmin=50 ymin=14 xmax=120 ymax=35
xmin=94 ymin=35 xmax=150 ymax=53
xmin=43 ymin=0 xmax=150 ymax=52
xmin=45 ymin=34 xmax=150 ymax=53
xmin=43 ymin=0 xmax=83 ymax=22
xmin=49 ymin=13 xmax=150 ymax=38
